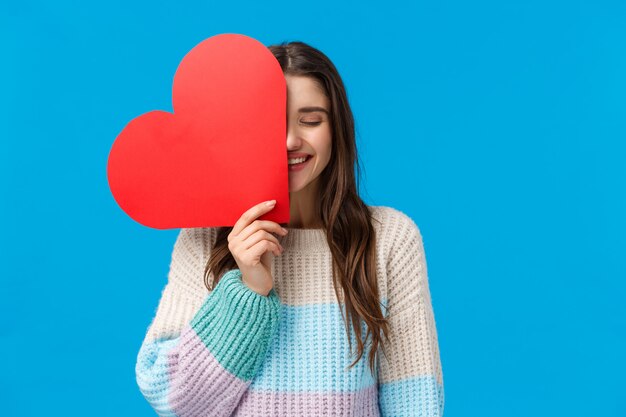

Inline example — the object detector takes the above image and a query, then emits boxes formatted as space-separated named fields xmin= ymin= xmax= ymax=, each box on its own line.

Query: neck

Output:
xmin=288 ymin=177 xmax=322 ymax=229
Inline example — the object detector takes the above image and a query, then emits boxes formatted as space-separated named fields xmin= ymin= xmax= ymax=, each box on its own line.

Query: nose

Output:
xmin=286 ymin=123 xmax=301 ymax=150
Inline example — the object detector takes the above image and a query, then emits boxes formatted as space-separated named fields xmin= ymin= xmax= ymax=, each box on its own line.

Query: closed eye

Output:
xmin=301 ymin=121 xmax=322 ymax=126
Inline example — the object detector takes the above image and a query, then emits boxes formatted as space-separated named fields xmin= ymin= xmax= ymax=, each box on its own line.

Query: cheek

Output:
xmin=316 ymin=138 xmax=332 ymax=171
xmin=316 ymin=128 xmax=332 ymax=158
xmin=322 ymin=135 xmax=332 ymax=163
xmin=308 ymin=128 xmax=332 ymax=170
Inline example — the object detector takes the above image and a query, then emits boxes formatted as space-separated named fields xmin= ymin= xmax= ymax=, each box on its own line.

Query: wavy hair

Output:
xmin=203 ymin=40 xmax=390 ymax=374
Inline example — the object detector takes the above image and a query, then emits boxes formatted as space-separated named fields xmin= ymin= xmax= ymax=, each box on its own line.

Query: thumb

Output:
xmin=260 ymin=249 xmax=274 ymax=268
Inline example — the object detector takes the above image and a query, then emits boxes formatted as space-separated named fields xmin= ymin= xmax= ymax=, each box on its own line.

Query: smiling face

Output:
xmin=285 ymin=74 xmax=332 ymax=194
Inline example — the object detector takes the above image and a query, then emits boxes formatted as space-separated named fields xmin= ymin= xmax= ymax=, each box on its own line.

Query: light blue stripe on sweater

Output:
xmin=135 ymin=337 xmax=180 ymax=417
xmin=249 ymin=299 xmax=388 ymax=392
xmin=378 ymin=375 xmax=444 ymax=417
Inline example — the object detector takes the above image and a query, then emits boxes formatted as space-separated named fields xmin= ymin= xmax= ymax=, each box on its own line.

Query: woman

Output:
xmin=135 ymin=40 xmax=444 ymax=416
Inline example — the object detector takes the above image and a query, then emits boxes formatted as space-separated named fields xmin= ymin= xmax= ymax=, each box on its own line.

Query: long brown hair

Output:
xmin=203 ymin=40 xmax=390 ymax=374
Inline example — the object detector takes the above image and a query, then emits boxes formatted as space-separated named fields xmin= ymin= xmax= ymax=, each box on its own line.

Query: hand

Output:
xmin=227 ymin=200 xmax=288 ymax=296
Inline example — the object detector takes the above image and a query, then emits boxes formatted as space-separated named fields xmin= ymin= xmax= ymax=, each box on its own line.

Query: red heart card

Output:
xmin=107 ymin=33 xmax=289 ymax=229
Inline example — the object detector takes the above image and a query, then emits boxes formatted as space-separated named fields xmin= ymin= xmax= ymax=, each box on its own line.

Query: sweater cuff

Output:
xmin=189 ymin=269 xmax=282 ymax=381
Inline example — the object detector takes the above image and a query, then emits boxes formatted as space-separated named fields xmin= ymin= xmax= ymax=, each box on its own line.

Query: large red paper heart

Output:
xmin=107 ymin=33 xmax=289 ymax=229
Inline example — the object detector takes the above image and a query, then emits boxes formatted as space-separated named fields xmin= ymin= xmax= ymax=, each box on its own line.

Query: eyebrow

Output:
xmin=298 ymin=106 xmax=329 ymax=116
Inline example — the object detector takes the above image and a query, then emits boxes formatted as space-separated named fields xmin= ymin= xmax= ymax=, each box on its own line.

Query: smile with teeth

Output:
xmin=288 ymin=155 xmax=311 ymax=165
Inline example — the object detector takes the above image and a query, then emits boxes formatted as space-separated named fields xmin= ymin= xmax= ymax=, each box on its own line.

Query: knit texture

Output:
xmin=135 ymin=205 xmax=444 ymax=416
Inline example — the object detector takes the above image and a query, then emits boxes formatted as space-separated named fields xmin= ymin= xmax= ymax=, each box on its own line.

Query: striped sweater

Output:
xmin=135 ymin=205 xmax=444 ymax=416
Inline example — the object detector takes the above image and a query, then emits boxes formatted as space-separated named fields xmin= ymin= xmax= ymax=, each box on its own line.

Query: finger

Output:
xmin=231 ymin=200 xmax=277 ymax=237
xmin=241 ymin=229 xmax=283 ymax=252
xmin=260 ymin=250 xmax=274 ymax=268
xmin=238 ymin=220 xmax=288 ymax=242
xmin=248 ymin=240 xmax=281 ymax=261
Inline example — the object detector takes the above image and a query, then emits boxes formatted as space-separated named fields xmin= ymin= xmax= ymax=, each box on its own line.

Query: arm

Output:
xmin=135 ymin=228 xmax=282 ymax=417
xmin=378 ymin=218 xmax=445 ymax=416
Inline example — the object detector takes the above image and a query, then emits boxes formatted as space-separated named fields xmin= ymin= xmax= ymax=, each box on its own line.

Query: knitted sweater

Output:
xmin=135 ymin=205 xmax=444 ymax=416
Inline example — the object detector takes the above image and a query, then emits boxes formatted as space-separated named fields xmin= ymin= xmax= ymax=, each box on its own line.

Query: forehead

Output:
xmin=285 ymin=75 xmax=329 ymax=108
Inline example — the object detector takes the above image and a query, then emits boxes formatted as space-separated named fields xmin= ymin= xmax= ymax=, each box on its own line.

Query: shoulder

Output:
xmin=367 ymin=205 xmax=424 ymax=256
xmin=368 ymin=205 xmax=421 ymax=230
xmin=167 ymin=227 xmax=218 ymax=296
xmin=367 ymin=205 xmax=428 ymax=316
xmin=173 ymin=227 xmax=217 ymax=261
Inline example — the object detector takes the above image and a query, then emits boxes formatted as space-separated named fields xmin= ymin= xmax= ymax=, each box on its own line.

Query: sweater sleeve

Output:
xmin=377 ymin=216 xmax=445 ymax=417
xmin=135 ymin=228 xmax=283 ymax=417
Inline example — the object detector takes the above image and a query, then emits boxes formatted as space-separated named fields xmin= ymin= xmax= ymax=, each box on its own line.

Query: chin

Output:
xmin=288 ymin=181 xmax=308 ymax=194
xmin=288 ymin=185 xmax=303 ymax=193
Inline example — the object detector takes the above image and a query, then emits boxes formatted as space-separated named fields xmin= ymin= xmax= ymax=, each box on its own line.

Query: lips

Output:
xmin=288 ymin=154 xmax=312 ymax=171
xmin=288 ymin=153 xmax=311 ymax=159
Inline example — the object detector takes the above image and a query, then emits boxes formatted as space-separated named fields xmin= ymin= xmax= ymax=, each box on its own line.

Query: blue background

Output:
xmin=2 ymin=1 xmax=625 ymax=416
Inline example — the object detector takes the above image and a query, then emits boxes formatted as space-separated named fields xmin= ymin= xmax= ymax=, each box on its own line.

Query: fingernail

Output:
xmin=281 ymin=227 xmax=288 ymax=234
xmin=266 ymin=200 xmax=276 ymax=206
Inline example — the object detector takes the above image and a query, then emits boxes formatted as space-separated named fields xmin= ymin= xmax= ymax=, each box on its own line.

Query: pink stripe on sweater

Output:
xmin=231 ymin=383 xmax=380 ymax=416
xmin=166 ymin=325 xmax=250 ymax=417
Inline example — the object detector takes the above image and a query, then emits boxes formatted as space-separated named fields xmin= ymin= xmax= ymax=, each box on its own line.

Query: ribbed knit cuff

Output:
xmin=189 ymin=269 xmax=282 ymax=381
